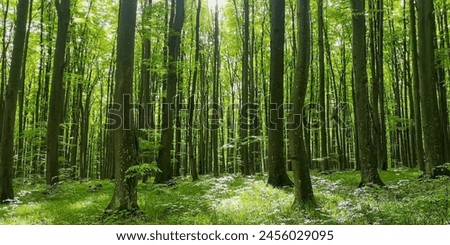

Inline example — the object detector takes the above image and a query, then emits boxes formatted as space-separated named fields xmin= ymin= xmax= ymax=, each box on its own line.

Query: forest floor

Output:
xmin=1 ymin=168 xmax=449 ymax=225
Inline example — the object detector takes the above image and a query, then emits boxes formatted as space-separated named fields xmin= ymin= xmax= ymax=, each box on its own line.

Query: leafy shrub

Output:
xmin=125 ymin=162 xmax=161 ymax=180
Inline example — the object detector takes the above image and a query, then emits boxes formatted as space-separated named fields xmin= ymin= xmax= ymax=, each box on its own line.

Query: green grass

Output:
xmin=1 ymin=169 xmax=449 ymax=225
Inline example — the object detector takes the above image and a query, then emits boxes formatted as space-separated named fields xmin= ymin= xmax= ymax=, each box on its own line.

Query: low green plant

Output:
xmin=1 ymin=169 xmax=448 ymax=225
xmin=125 ymin=162 xmax=161 ymax=180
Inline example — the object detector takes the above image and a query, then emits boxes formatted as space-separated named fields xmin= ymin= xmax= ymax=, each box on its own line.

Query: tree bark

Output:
xmin=267 ymin=0 xmax=293 ymax=188
xmin=369 ymin=0 xmax=387 ymax=170
xmin=0 ymin=0 xmax=11 ymax=136
xmin=240 ymin=0 xmax=251 ymax=175
xmin=187 ymin=0 xmax=201 ymax=181
xmin=317 ymin=0 xmax=329 ymax=172
xmin=351 ymin=0 xmax=384 ymax=187
xmin=416 ymin=0 xmax=445 ymax=175
xmin=46 ymin=0 xmax=70 ymax=185
xmin=212 ymin=0 xmax=220 ymax=177
xmin=0 ymin=0 xmax=29 ymax=202
xmin=106 ymin=0 xmax=139 ymax=212
xmin=155 ymin=0 xmax=185 ymax=183
xmin=289 ymin=0 xmax=315 ymax=206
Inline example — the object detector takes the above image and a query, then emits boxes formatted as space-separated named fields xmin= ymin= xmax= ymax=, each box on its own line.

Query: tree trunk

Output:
xmin=240 ymin=0 xmax=251 ymax=176
xmin=69 ymin=83 xmax=82 ymax=177
xmin=435 ymin=5 xmax=450 ymax=164
xmin=289 ymin=0 xmax=315 ymax=206
xmin=46 ymin=0 xmax=70 ymax=185
xmin=212 ymin=1 xmax=220 ymax=177
xmin=80 ymin=88 xmax=93 ymax=179
xmin=416 ymin=0 xmax=445 ymax=175
xmin=139 ymin=0 xmax=152 ymax=132
xmin=187 ymin=0 xmax=201 ymax=181
xmin=106 ymin=0 xmax=139 ymax=212
xmin=267 ymin=0 xmax=293 ymax=188
xmin=102 ymin=45 xmax=116 ymax=180
xmin=0 ymin=0 xmax=11 ymax=137
xmin=317 ymin=0 xmax=329 ymax=172
xmin=0 ymin=0 xmax=29 ymax=202
xmin=155 ymin=0 xmax=185 ymax=183
xmin=138 ymin=0 xmax=153 ymax=181
xmin=351 ymin=0 xmax=384 ymax=187
xmin=16 ymin=0 xmax=33 ymax=178
xmin=369 ymin=0 xmax=387 ymax=170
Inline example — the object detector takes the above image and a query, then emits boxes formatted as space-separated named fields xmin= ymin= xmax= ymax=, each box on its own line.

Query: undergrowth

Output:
xmin=0 ymin=168 xmax=449 ymax=225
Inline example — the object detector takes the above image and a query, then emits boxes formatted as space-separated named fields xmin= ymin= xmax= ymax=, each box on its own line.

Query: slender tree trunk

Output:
xmin=80 ymin=88 xmax=93 ymax=179
xmin=369 ymin=0 xmax=387 ymax=170
xmin=46 ymin=0 xmax=70 ymax=185
xmin=212 ymin=1 xmax=220 ymax=177
xmin=0 ymin=0 xmax=11 ymax=136
xmin=199 ymin=54 xmax=207 ymax=175
xmin=289 ymin=0 xmax=315 ymax=206
xmin=339 ymin=36 xmax=350 ymax=169
xmin=174 ymin=93 xmax=182 ymax=177
xmin=317 ymin=0 xmax=329 ymax=172
xmin=187 ymin=0 xmax=201 ymax=181
xmin=155 ymin=0 xmax=185 ymax=183
xmin=435 ymin=5 xmax=450 ymax=163
xmin=267 ymin=0 xmax=293 ymax=188
xmin=16 ymin=0 xmax=33 ymax=177
xmin=416 ymin=0 xmax=445 ymax=175
xmin=139 ymin=0 xmax=153 ymax=179
xmin=441 ymin=2 xmax=450 ymax=163
xmin=402 ymin=2 xmax=416 ymax=168
xmin=103 ymin=44 xmax=116 ymax=180
xmin=69 ymin=83 xmax=81 ymax=176
xmin=0 ymin=0 xmax=29 ymax=202
xmin=240 ymin=0 xmax=251 ymax=176
xmin=139 ymin=0 xmax=152 ymax=132
xmin=351 ymin=0 xmax=384 ymax=187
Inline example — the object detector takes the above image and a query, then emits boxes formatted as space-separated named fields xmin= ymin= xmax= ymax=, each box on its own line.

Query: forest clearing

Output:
xmin=1 ymin=0 xmax=450 ymax=225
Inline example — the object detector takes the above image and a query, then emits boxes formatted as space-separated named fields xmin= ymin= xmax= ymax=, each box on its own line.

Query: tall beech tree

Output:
xmin=350 ymin=0 xmax=384 ymax=187
xmin=409 ymin=0 xmax=425 ymax=171
xmin=288 ymin=0 xmax=315 ymax=206
xmin=155 ymin=0 xmax=185 ymax=183
xmin=187 ymin=0 xmax=201 ymax=181
xmin=368 ymin=0 xmax=387 ymax=170
xmin=240 ymin=0 xmax=251 ymax=175
xmin=46 ymin=0 xmax=70 ymax=185
xmin=416 ymin=0 xmax=445 ymax=176
xmin=317 ymin=0 xmax=328 ymax=172
xmin=267 ymin=0 xmax=293 ymax=188
xmin=0 ymin=0 xmax=29 ymax=202
xmin=106 ymin=0 xmax=140 ymax=212
xmin=212 ymin=0 xmax=220 ymax=177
